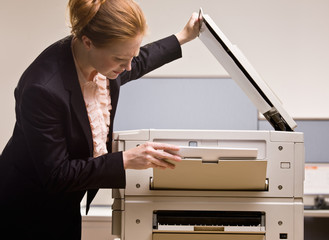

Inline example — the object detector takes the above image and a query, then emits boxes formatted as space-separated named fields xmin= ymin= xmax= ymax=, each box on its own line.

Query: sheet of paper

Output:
xmin=304 ymin=164 xmax=329 ymax=194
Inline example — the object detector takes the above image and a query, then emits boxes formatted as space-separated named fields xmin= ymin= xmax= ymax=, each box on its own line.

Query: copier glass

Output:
xmin=111 ymin=9 xmax=304 ymax=240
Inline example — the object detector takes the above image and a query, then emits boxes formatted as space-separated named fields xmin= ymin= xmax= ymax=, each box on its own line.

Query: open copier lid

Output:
xmin=198 ymin=8 xmax=297 ymax=131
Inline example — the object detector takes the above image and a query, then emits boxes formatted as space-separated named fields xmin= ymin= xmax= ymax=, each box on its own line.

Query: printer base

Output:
xmin=117 ymin=196 xmax=303 ymax=240
xmin=153 ymin=232 xmax=264 ymax=240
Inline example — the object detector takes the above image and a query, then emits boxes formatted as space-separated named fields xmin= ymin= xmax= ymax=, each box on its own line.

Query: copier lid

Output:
xmin=198 ymin=8 xmax=296 ymax=131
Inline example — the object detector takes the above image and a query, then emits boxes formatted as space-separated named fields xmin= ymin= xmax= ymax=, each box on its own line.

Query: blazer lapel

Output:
xmin=60 ymin=37 xmax=93 ymax=156
xmin=59 ymin=37 xmax=99 ymax=215
xmin=70 ymin=84 xmax=93 ymax=155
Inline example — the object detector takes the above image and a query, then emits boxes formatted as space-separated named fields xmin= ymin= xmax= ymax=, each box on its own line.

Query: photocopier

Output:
xmin=111 ymin=9 xmax=304 ymax=240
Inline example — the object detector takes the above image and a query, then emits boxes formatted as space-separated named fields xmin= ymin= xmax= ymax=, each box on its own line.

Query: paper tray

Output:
xmin=152 ymin=159 xmax=267 ymax=191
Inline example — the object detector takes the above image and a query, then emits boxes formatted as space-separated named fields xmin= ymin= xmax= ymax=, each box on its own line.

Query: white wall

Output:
xmin=1 ymin=0 xmax=329 ymax=150
xmin=0 ymin=0 xmax=70 ymax=150
xmin=138 ymin=0 xmax=329 ymax=119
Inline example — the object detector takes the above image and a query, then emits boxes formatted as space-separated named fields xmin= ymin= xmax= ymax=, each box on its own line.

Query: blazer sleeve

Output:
xmin=19 ymin=83 xmax=125 ymax=193
xmin=119 ymin=34 xmax=182 ymax=85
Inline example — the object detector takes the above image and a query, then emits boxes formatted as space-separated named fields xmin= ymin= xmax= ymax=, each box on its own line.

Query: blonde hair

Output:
xmin=68 ymin=0 xmax=147 ymax=47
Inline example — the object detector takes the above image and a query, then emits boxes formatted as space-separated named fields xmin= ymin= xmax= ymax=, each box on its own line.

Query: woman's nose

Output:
xmin=122 ymin=59 xmax=132 ymax=71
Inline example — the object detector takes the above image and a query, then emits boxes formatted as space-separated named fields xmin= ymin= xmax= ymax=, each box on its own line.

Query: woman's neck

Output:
xmin=72 ymin=38 xmax=97 ymax=81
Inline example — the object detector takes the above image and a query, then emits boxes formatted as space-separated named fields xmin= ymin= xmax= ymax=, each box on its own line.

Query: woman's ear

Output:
xmin=81 ymin=35 xmax=93 ymax=50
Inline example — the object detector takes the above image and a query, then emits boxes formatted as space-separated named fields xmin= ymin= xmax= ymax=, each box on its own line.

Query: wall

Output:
xmin=138 ymin=0 xmax=329 ymax=119
xmin=0 ymin=0 xmax=70 ymax=150
xmin=1 ymin=1 xmax=329 ymax=151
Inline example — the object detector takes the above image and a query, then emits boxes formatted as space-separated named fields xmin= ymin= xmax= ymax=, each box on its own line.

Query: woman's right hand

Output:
xmin=122 ymin=142 xmax=182 ymax=170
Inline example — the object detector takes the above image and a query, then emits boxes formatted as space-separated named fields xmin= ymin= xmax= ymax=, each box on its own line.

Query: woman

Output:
xmin=0 ymin=0 xmax=200 ymax=239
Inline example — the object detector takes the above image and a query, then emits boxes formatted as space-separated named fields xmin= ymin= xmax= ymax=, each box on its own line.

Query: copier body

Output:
xmin=111 ymin=8 xmax=305 ymax=240
xmin=111 ymin=129 xmax=304 ymax=240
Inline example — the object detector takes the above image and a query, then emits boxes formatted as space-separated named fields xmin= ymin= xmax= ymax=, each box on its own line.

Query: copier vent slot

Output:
xmin=150 ymin=177 xmax=269 ymax=191
xmin=153 ymin=210 xmax=265 ymax=240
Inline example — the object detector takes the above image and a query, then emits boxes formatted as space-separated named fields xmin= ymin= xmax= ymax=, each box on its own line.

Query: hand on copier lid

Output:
xmin=175 ymin=12 xmax=200 ymax=45
xmin=122 ymin=142 xmax=182 ymax=170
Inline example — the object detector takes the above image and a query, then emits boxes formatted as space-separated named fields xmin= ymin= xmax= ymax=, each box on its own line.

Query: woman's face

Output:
xmin=86 ymin=34 xmax=144 ymax=79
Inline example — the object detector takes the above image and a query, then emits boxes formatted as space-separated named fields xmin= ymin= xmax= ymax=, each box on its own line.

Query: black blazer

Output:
xmin=0 ymin=35 xmax=181 ymax=239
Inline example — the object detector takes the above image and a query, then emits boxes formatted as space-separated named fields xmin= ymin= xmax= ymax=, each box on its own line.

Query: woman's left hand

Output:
xmin=175 ymin=12 xmax=201 ymax=45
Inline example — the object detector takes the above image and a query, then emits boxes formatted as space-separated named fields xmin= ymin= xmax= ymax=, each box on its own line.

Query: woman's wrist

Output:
xmin=122 ymin=151 xmax=129 ymax=169
xmin=175 ymin=31 xmax=189 ymax=45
